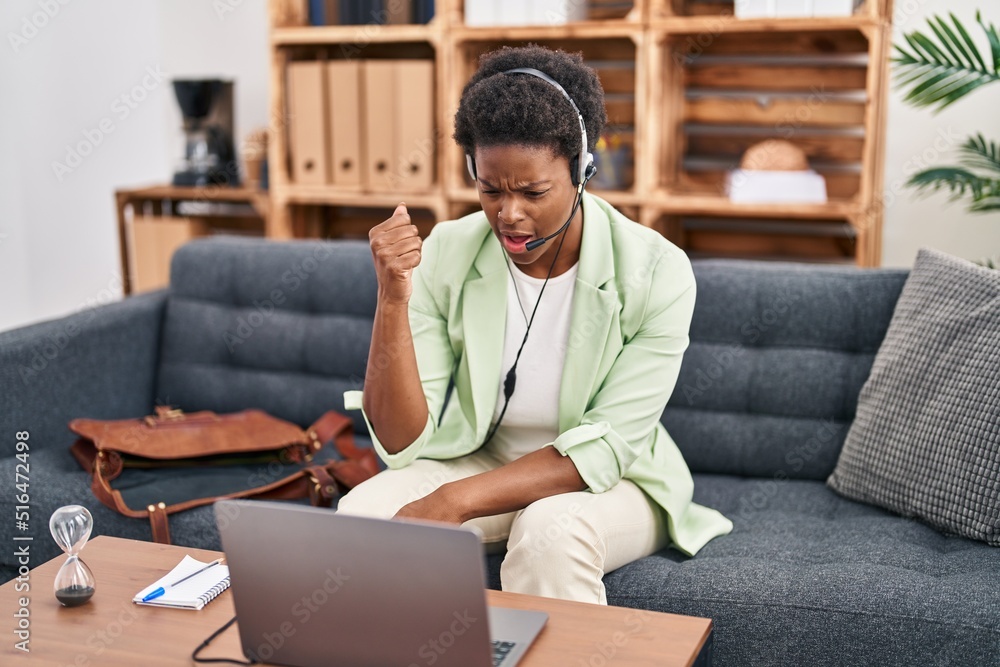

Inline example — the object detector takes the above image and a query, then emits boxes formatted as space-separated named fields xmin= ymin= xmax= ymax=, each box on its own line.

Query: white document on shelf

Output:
xmin=726 ymin=169 xmax=829 ymax=204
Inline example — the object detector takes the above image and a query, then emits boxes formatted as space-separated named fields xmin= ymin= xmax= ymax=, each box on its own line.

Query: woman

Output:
xmin=338 ymin=45 xmax=732 ymax=605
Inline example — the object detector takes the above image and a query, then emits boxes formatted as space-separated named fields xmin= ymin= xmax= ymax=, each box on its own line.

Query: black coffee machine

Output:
xmin=172 ymin=79 xmax=239 ymax=187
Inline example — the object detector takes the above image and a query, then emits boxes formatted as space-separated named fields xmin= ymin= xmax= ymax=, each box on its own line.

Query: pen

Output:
xmin=141 ymin=558 xmax=225 ymax=602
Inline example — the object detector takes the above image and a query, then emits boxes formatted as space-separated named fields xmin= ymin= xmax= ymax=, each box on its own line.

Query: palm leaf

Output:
xmin=980 ymin=10 xmax=1000 ymax=70
xmin=952 ymin=11 xmax=990 ymax=71
xmin=893 ymin=13 xmax=1000 ymax=111
xmin=931 ymin=15 xmax=974 ymax=68
xmin=907 ymin=167 xmax=1000 ymax=213
xmin=957 ymin=134 xmax=1000 ymax=175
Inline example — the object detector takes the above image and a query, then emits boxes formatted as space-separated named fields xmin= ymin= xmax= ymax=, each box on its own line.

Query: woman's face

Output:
xmin=474 ymin=143 xmax=582 ymax=277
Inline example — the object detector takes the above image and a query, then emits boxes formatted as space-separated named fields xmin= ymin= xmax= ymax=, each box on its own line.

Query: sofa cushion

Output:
xmin=486 ymin=476 xmax=1000 ymax=665
xmin=553 ymin=475 xmax=999 ymax=667
xmin=664 ymin=261 xmax=908 ymax=480
xmin=828 ymin=249 xmax=1000 ymax=545
xmin=156 ymin=238 xmax=378 ymax=432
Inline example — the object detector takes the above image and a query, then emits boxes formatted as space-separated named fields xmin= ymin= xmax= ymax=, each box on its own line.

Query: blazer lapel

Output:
xmin=461 ymin=233 xmax=508 ymax=439
xmin=559 ymin=193 xmax=621 ymax=432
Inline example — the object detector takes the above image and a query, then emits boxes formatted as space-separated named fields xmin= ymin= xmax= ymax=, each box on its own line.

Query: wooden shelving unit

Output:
xmin=266 ymin=0 xmax=892 ymax=265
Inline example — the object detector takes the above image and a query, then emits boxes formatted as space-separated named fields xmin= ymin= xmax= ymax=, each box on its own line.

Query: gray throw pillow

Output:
xmin=828 ymin=248 xmax=1000 ymax=545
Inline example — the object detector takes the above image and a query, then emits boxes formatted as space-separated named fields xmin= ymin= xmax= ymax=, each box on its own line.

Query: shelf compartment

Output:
xmin=653 ymin=213 xmax=858 ymax=262
xmin=650 ymin=28 xmax=872 ymax=203
xmin=446 ymin=0 xmax=643 ymax=29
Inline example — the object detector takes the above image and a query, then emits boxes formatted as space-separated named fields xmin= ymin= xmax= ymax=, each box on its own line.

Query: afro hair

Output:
xmin=453 ymin=45 xmax=607 ymax=165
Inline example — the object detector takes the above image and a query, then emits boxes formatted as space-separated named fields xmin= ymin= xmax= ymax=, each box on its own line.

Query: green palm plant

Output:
xmin=893 ymin=12 xmax=1000 ymax=213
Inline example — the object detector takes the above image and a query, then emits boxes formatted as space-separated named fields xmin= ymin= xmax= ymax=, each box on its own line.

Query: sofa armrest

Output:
xmin=0 ymin=290 xmax=168 ymax=449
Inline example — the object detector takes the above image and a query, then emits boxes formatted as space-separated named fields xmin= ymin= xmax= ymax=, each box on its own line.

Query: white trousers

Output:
xmin=336 ymin=447 xmax=669 ymax=605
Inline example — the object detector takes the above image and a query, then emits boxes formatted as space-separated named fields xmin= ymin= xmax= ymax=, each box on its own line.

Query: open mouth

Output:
xmin=501 ymin=232 xmax=534 ymax=253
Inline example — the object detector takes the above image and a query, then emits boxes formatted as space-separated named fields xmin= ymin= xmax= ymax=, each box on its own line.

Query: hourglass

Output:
xmin=49 ymin=505 xmax=95 ymax=606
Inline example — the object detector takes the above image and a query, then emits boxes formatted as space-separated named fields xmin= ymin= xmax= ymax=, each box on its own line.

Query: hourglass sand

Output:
xmin=49 ymin=505 xmax=96 ymax=606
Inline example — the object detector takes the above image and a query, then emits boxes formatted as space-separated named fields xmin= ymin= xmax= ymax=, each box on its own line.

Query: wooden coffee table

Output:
xmin=1 ymin=536 xmax=712 ymax=666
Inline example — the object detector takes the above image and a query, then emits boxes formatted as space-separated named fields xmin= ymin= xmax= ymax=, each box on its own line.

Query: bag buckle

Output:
xmin=145 ymin=407 xmax=185 ymax=427
xmin=307 ymin=429 xmax=322 ymax=451
xmin=307 ymin=471 xmax=338 ymax=505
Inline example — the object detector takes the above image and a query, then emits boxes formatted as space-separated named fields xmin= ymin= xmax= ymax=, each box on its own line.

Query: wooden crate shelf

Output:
xmin=649 ymin=15 xmax=876 ymax=32
xmin=266 ymin=0 xmax=891 ymax=266
xmin=650 ymin=0 xmax=879 ymax=21
xmin=649 ymin=193 xmax=856 ymax=219
xmin=272 ymin=24 xmax=442 ymax=45
xmin=279 ymin=185 xmax=445 ymax=209
xmin=445 ymin=0 xmax=645 ymax=25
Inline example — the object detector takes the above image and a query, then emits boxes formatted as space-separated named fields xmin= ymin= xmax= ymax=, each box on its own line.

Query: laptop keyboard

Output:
xmin=492 ymin=640 xmax=517 ymax=666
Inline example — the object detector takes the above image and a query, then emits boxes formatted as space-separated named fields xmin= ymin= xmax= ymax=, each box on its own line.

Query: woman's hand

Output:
xmin=393 ymin=485 xmax=467 ymax=525
xmin=369 ymin=203 xmax=421 ymax=306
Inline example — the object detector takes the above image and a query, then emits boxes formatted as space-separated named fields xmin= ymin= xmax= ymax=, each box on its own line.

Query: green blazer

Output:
xmin=345 ymin=192 xmax=732 ymax=556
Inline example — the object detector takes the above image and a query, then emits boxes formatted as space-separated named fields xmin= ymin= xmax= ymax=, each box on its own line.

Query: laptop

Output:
xmin=214 ymin=499 xmax=547 ymax=667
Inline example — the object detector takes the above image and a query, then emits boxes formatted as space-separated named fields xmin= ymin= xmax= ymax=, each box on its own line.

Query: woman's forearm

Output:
xmin=447 ymin=446 xmax=587 ymax=522
xmin=362 ymin=298 xmax=429 ymax=454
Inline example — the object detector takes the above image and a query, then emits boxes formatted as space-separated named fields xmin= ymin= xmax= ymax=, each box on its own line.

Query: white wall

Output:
xmin=1 ymin=0 xmax=165 ymax=333
xmin=882 ymin=0 xmax=1000 ymax=267
xmin=1 ymin=1 xmax=997 ymax=332
xmin=0 ymin=0 xmax=269 ymax=333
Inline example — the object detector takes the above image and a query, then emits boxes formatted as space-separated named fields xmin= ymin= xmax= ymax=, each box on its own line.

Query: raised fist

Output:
xmin=368 ymin=203 xmax=422 ymax=305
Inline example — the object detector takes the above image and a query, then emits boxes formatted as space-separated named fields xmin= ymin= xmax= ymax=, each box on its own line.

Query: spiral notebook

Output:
xmin=133 ymin=555 xmax=231 ymax=610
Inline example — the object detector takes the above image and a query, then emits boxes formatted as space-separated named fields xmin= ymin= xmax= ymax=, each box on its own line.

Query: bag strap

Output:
xmin=307 ymin=410 xmax=380 ymax=477
xmin=148 ymin=502 xmax=171 ymax=544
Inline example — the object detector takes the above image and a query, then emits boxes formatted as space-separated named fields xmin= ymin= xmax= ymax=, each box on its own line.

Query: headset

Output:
xmin=466 ymin=67 xmax=597 ymax=194
xmin=473 ymin=67 xmax=599 ymax=446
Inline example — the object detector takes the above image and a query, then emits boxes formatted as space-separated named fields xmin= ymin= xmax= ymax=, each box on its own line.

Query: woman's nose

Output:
xmin=498 ymin=197 xmax=525 ymax=225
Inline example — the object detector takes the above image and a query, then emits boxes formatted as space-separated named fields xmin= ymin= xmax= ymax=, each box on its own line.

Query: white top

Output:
xmin=487 ymin=261 xmax=579 ymax=464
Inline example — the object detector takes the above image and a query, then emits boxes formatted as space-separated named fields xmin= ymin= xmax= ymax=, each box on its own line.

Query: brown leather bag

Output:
xmin=69 ymin=406 xmax=379 ymax=544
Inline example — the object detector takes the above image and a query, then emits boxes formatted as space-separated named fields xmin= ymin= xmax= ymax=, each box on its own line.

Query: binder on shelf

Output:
xmin=386 ymin=0 xmax=413 ymax=24
xmin=287 ymin=61 xmax=330 ymax=185
xmin=363 ymin=61 xmax=396 ymax=190
xmin=308 ymin=0 xmax=325 ymax=25
xmin=327 ymin=61 xmax=364 ymax=186
xmin=369 ymin=0 xmax=386 ymax=24
xmin=414 ymin=0 xmax=434 ymax=24
xmin=309 ymin=0 xmax=343 ymax=25
xmin=395 ymin=60 xmax=435 ymax=190
xmin=339 ymin=0 xmax=358 ymax=24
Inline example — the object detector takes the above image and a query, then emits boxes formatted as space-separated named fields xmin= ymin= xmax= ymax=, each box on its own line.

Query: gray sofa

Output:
xmin=2 ymin=237 xmax=997 ymax=665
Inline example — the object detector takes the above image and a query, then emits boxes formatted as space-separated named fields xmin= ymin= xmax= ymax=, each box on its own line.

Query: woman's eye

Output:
xmin=525 ymin=190 xmax=548 ymax=198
